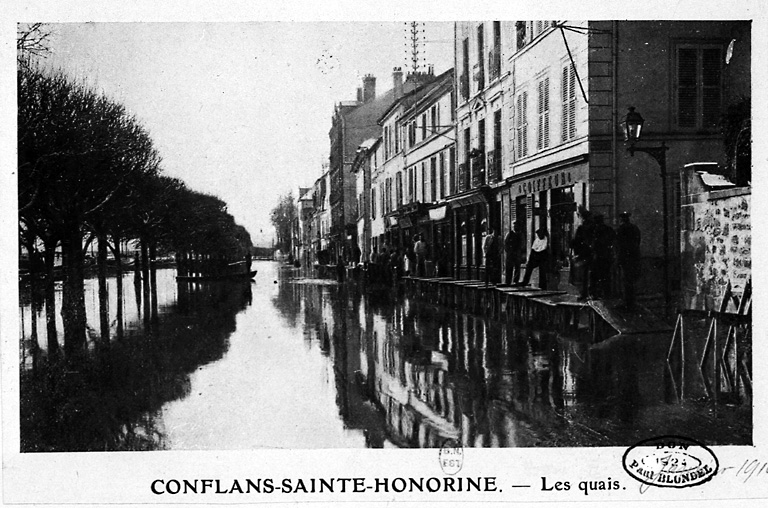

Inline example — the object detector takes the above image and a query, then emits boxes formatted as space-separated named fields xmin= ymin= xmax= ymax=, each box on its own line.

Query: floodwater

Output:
xmin=19 ymin=261 xmax=750 ymax=451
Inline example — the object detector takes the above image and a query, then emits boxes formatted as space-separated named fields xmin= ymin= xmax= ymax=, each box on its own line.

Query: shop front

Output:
xmin=501 ymin=160 xmax=588 ymax=282
xmin=447 ymin=187 xmax=492 ymax=280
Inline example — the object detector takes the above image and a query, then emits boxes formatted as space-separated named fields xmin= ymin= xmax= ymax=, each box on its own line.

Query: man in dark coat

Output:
xmin=570 ymin=207 xmax=594 ymax=300
xmin=615 ymin=211 xmax=642 ymax=309
xmin=504 ymin=221 xmax=523 ymax=285
xmin=590 ymin=213 xmax=615 ymax=298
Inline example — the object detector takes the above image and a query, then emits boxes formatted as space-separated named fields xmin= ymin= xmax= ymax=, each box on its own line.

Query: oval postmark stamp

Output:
xmin=623 ymin=435 xmax=719 ymax=489
xmin=439 ymin=438 xmax=464 ymax=475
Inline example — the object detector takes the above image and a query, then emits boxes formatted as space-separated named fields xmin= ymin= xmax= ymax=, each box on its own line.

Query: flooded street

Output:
xmin=19 ymin=261 xmax=750 ymax=451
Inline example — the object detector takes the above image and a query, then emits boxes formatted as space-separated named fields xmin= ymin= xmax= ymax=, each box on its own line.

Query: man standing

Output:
xmin=590 ymin=213 xmax=615 ymax=299
xmin=504 ymin=221 xmax=522 ymax=285
xmin=414 ymin=234 xmax=428 ymax=277
xmin=516 ymin=228 xmax=549 ymax=289
xmin=616 ymin=211 xmax=641 ymax=309
xmin=483 ymin=227 xmax=500 ymax=286
xmin=571 ymin=207 xmax=594 ymax=300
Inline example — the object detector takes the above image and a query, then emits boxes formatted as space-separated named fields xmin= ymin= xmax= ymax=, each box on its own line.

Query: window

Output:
xmin=395 ymin=122 xmax=400 ymax=153
xmin=516 ymin=91 xmax=528 ymax=158
xmin=461 ymin=37 xmax=470 ymax=100
xmin=371 ymin=188 xmax=376 ymax=219
xmin=516 ymin=21 xmax=527 ymax=51
xmin=561 ymin=64 xmax=577 ymax=141
xmin=430 ymin=156 xmax=437 ymax=202
xmin=384 ymin=179 xmax=389 ymax=213
xmin=676 ymin=43 xmax=723 ymax=130
xmin=431 ymin=106 xmax=437 ymax=134
xmin=421 ymin=163 xmax=426 ymax=202
xmin=490 ymin=21 xmax=502 ymax=81
xmin=396 ymin=172 xmax=403 ymax=206
xmin=449 ymin=147 xmax=456 ymax=195
xmin=493 ymin=109 xmax=502 ymax=180
xmin=408 ymin=166 xmax=414 ymax=202
xmin=439 ymin=151 xmax=446 ymax=199
xmin=537 ymin=76 xmax=550 ymax=150
xmin=476 ymin=24 xmax=485 ymax=90
xmin=421 ymin=113 xmax=427 ymax=141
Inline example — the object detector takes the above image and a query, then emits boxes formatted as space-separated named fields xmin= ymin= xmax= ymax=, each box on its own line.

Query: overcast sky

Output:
xmin=40 ymin=22 xmax=454 ymax=246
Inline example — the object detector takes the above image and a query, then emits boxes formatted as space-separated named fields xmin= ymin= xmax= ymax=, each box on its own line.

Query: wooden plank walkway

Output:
xmin=399 ymin=276 xmax=672 ymax=343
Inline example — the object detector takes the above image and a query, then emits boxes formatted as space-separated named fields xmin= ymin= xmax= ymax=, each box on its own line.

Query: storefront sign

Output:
xmin=517 ymin=170 xmax=574 ymax=196
xmin=428 ymin=206 xmax=448 ymax=221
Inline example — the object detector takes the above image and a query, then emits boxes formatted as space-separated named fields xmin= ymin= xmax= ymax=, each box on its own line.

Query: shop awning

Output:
xmin=446 ymin=189 xmax=488 ymax=209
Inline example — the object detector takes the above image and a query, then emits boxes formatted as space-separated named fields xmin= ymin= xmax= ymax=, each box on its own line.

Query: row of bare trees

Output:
xmin=19 ymin=63 xmax=253 ymax=356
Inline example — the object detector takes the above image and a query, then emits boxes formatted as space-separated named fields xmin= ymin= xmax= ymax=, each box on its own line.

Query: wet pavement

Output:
xmin=19 ymin=261 xmax=750 ymax=451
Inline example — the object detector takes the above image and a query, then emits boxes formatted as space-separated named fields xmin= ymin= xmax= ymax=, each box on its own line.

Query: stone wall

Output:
xmin=681 ymin=181 xmax=751 ymax=311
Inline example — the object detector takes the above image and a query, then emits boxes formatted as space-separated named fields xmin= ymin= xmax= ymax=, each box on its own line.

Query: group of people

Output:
xmin=571 ymin=207 xmax=641 ymax=308
xmin=484 ymin=208 xmax=642 ymax=309
xmin=367 ymin=233 xmax=449 ymax=284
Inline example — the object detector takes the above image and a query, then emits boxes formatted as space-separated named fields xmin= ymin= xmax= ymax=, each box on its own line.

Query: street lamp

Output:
xmin=621 ymin=106 xmax=671 ymax=316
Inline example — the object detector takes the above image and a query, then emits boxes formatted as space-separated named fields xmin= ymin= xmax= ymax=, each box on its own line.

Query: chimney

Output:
xmin=357 ymin=87 xmax=363 ymax=103
xmin=393 ymin=67 xmax=404 ymax=98
xmin=362 ymin=74 xmax=376 ymax=103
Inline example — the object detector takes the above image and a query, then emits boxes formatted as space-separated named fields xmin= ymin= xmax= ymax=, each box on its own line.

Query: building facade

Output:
xmin=452 ymin=21 xmax=513 ymax=280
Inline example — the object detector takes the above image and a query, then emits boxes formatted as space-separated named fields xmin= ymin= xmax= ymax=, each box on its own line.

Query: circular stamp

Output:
xmin=439 ymin=438 xmax=464 ymax=475
xmin=622 ymin=435 xmax=719 ymax=489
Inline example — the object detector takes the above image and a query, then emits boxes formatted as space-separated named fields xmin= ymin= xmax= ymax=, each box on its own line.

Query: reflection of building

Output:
xmin=293 ymin=187 xmax=313 ymax=267
xmin=352 ymin=138 xmax=380 ymax=264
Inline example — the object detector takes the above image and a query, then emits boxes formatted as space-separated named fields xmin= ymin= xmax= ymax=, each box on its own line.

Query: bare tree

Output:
xmin=17 ymin=23 xmax=52 ymax=69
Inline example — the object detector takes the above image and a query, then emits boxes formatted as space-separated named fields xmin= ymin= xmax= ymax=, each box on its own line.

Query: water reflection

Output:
xmin=274 ymin=269 xmax=750 ymax=448
xmin=19 ymin=262 xmax=750 ymax=451
xmin=19 ymin=270 xmax=252 ymax=451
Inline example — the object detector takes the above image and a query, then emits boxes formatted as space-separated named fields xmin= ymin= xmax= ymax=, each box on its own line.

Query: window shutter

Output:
xmin=701 ymin=47 xmax=722 ymax=128
xmin=677 ymin=47 xmax=698 ymax=128
xmin=523 ymin=91 xmax=528 ymax=156
xmin=526 ymin=195 xmax=533 ymax=218
xmin=568 ymin=66 xmax=576 ymax=139
xmin=543 ymin=77 xmax=550 ymax=148
xmin=537 ymin=77 xmax=550 ymax=150
xmin=562 ymin=65 xmax=569 ymax=142
xmin=537 ymin=80 xmax=544 ymax=150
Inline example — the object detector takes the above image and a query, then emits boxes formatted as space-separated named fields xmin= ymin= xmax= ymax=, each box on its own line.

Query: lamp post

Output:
xmin=621 ymin=107 xmax=671 ymax=316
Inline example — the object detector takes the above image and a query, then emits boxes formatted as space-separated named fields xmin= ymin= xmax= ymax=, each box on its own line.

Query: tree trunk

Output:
xmin=110 ymin=237 xmax=124 ymax=341
xmin=141 ymin=239 xmax=151 ymax=326
xmin=97 ymin=231 xmax=110 ymax=342
xmin=149 ymin=242 xmax=158 ymax=321
xmin=43 ymin=240 xmax=58 ymax=353
xmin=61 ymin=223 xmax=86 ymax=354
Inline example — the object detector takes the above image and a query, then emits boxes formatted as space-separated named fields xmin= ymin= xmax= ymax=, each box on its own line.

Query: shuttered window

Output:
xmin=676 ymin=44 xmax=723 ymax=130
xmin=430 ymin=157 xmax=437 ymax=202
xmin=371 ymin=188 xmax=376 ymax=219
xmin=537 ymin=77 xmax=550 ymax=150
xmin=561 ymin=64 xmax=577 ymax=142
xmin=439 ymin=151 xmax=446 ymax=199
xmin=516 ymin=91 xmax=528 ymax=159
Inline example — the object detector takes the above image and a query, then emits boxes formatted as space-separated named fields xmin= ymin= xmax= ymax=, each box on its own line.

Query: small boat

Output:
xmin=176 ymin=270 xmax=257 ymax=282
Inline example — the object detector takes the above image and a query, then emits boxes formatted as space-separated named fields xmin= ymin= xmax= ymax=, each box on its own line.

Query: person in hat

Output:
xmin=483 ymin=226 xmax=501 ymax=286
xmin=615 ymin=211 xmax=641 ymax=309
xmin=504 ymin=221 xmax=523 ymax=285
